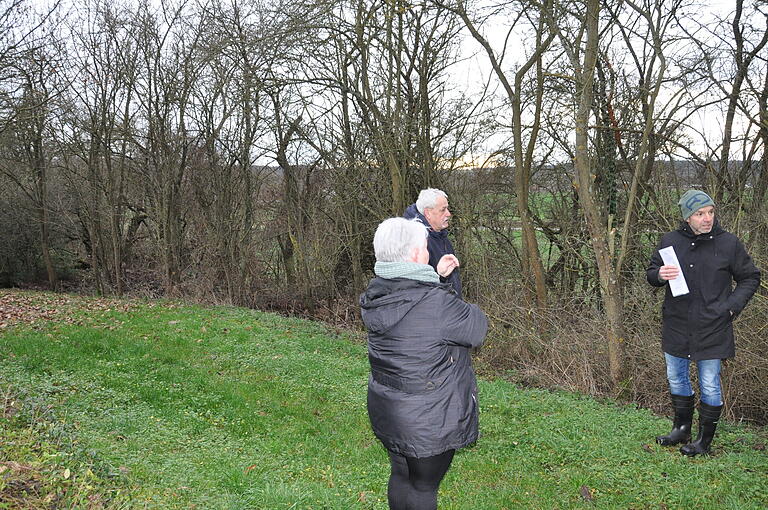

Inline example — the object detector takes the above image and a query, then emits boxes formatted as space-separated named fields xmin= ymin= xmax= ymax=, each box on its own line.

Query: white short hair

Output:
xmin=373 ymin=218 xmax=428 ymax=262
xmin=416 ymin=188 xmax=447 ymax=214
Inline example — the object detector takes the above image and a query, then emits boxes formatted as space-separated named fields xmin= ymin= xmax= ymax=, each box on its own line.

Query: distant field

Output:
xmin=1 ymin=290 xmax=767 ymax=509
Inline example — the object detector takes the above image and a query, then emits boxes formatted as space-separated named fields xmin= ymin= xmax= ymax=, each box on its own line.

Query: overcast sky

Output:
xmin=449 ymin=0 xmax=764 ymax=164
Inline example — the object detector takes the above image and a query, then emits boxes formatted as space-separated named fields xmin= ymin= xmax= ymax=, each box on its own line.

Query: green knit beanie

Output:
xmin=678 ymin=189 xmax=714 ymax=220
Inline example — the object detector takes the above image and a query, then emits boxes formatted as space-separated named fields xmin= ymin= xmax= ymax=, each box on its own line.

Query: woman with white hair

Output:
xmin=359 ymin=217 xmax=487 ymax=510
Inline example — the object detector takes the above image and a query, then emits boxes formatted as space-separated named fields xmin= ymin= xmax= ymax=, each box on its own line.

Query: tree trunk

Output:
xmin=748 ymin=66 xmax=768 ymax=250
xmin=29 ymin=91 xmax=57 ymax=290
xmin=573 ymin=0 xmax=626 ymax=391
xmin=714 ymin=0 xmax=768 ymax=202
xmin=455 ymin=0 xmax=553 ymax=309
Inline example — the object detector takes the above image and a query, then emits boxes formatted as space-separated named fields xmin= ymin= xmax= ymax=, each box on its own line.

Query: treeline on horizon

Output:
xmin=0 ymin=0 xmax=766 ymax=422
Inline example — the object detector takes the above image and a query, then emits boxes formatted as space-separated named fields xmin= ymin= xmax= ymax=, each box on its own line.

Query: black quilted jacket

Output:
xmin=360 ymin=277 xmax=487 ymax=457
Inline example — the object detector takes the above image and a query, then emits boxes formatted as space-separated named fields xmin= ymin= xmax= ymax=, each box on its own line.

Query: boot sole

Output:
xmin=656 ymin=436 xmax=690 ymax=446
xmin=680 ymin=446 xmax=711 ymax=456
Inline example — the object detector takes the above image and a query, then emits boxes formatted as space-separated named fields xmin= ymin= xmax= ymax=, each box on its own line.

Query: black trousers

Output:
xmin=387 ymin=449 xmax=455 ymax=510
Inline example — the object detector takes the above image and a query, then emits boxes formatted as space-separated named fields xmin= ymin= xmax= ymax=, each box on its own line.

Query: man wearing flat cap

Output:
xmin=646 ymin=190 xmax=760 ymax=456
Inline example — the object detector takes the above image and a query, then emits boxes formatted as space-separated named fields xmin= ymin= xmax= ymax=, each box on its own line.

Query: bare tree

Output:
xmin=0 ymin=2 xmax=65 ymax=289
xmin=444 ymin=0 xmax=555 ymax=309
xmin=320 ymin=0 xmax=468 ymax=214
xmin=129 ymin=0 xmax=202 ymax=294
xmin=186 ymin=1 xmax=272 ymax=305
xmin=0 ymin=0 xmax=62 ymax=134
xmin=61 ymin=0 xmax=144 ymax=295
xmin=712 ymin=1 xmax=768 ymax=202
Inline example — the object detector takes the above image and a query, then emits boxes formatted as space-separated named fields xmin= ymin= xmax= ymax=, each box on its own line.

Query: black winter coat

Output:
xmin=359 ymin=277 xmax=487 ymax=458
xmin=403 ymin=204 xmax=462 ymax=299
xmin=646 ymin=221 xmax=760 ymax=360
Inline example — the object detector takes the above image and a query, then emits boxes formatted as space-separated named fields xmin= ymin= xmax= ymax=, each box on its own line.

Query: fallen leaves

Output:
xmin=0 ymin=459 xmax=108 ymax=509
xmin=0 ymin=461 xmax=35 ymax=473
xmin=0 ymin=292 xmax=61 ymax=328
xmin=0 ymin=460 xmax=44 ymax=506
xmin=0 ymin=289 xmax=141 ymax=330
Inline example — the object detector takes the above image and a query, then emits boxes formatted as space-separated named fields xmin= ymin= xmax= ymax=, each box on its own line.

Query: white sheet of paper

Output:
xmin=658 ymin=246 xmax=689 ymax=297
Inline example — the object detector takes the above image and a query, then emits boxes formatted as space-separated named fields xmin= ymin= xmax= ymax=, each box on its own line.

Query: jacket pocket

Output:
xmin=703 ymin=302 xmax=729 ymax=320
xmin=697 ymin=303 xmax=731 ymax=340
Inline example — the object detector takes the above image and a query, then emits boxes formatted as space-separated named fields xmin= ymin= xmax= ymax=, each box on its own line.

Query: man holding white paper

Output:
xmin=647 ymin=189 xmax=760 ymax=456
xmin=657 ymin=246 xmax=689 ymax=297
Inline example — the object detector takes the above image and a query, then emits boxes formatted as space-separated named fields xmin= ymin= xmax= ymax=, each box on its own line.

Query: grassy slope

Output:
xmin=0 ymin=290 xmax=766 ymax=509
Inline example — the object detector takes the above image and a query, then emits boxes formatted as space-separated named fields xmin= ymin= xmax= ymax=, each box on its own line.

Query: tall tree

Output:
xmin=713 ymin=0 xmax=768 ymax=203
xmin=0 ymin=1 xmax=65 ymax=289
xmin=445 ymin=0 xmax=554 ymax=309
xmin=64 ymin=0 xmax=142 ymax=295
xmin=130 ymin=0 xmax=201 ymax=293
xmin=187 ymin=0 xmax=271 ymax=305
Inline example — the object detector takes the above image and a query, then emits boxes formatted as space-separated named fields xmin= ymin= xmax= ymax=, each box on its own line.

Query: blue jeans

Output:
xmin=664 ymin=353 xmax=722 ymax=406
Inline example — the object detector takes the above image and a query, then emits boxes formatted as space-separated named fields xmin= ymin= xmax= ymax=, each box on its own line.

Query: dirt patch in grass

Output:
xmin=0 ymin=461 xmax=47 ymax=507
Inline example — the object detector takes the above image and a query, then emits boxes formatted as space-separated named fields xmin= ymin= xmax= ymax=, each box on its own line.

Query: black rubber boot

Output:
xmin=656 ymin=393 xmax=695 ymax=446
xmin=680 ymin=402 xmax=723 ymax=456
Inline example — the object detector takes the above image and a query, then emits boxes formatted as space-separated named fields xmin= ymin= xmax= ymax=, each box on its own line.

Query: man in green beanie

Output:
xmin=646 ymin=190 xmax=760 ymax=456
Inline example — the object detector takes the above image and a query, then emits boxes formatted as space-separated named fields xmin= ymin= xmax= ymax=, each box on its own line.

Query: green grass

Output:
xmin=1 ymin=290 xmax=767 ymax=509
